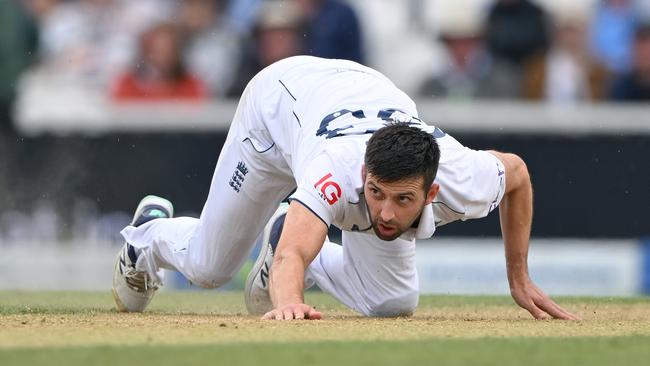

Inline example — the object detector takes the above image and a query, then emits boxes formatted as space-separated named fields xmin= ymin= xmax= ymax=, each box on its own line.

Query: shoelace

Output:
xmin=121 ymin=244 xmax=163 ymax=292
xmin=123 ymin=267 xmax=160 ymax=292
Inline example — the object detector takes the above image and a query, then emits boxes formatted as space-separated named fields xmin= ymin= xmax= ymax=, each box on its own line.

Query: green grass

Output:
xmin=1 ymin=291 xmax=649 ymax=366
xmin=2 ymin=337 xmax=650 ymax=366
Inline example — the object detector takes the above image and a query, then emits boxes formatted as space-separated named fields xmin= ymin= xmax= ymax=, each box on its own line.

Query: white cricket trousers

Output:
xmin=120 ymin=63 xmax=419 ymax=317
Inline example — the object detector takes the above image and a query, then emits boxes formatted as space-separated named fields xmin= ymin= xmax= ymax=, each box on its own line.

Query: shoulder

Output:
xmin=297 ymin=140 xmax=364 ymax=196
xmin=298 ymin=149 xmax=356 ymax=196
xmin=290 ymin=151 xmax=352 ymax=227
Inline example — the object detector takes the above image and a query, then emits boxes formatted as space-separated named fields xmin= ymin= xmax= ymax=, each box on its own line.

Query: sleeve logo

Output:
xmin=314 ymin=173 xmax=342 ymax=205
xmin=229 ymin=161 xmax=249 ymax=193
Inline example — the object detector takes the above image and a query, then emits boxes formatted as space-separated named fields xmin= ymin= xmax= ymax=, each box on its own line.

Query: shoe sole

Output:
xmin=112 ymin=251 xmax=129 ymax=312
xmin=244 ymin=203 xmax=289 ymax=315
xmin=244 ymin=240 xmax=272 ymax=315
xmin=112 ymin=287 xmax=128 ymax=312
xmin=132 ymin=195 xmax=174 ymax=225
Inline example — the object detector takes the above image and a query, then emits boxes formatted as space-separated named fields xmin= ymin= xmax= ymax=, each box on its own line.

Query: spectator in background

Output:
xmin=418 ymin=6 xmax=516 ymax=99
xmin=297 ymin=0 xmax=364 ymax=64
xmin=523 ymin=12 xmax=610 ymax=103
xmin=484 ymin=0 xmax=550 ymax=97
xmin=178 ymin=0 xmax=241 ymax=97
xmin=225 ymin=0 xmax=263 ymax=36
xmin=111 ymin=22 xmax=207 ymax=101
xmin=1 ymin=0 xmax=38 ymax=135
xmin=228 ymin=0 xmax=304 ymax=97
xmin=0 ymin=0 xmax=37 ymax=206
xmin=31 ymin=0 xmax=173 ymax=88
xmin=589 ymin=0 xmax=636 ymax=74
xmin=609 ymin=24 xmax=650 ymax=101
xmin=485 ymin=0 xmax=550 ymax=65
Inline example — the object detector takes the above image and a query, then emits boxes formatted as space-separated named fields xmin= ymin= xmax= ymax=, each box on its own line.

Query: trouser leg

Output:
xmin=305 ymin=231 xmax=419 ymax=317
xmin=121 ymin=90 xmax=295 ymax=288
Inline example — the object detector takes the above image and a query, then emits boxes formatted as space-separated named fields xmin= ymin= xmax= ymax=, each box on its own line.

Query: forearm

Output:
xmin=490 ymin=151 xmax=578 ymax=320
xmin=499 ymin=184 xmax=532 ymax=286
xmin=491 ymin=151 xmax=534 ymax=286
xmin=261 ymin=202 xmax=328 ymax=320
xmin=269 ymin=251 xmax=307 ymax=307
xmin=500 ymin=185 xmax=579 ymax=320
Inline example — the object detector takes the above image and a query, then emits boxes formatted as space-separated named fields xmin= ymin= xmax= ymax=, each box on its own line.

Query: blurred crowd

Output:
xmin=1 ymin=0 xmax=649 ymax=242
xmin=2 ymin=0 xmax=650 ymax=126
xmin=421 ymin=0 xmax=650 ymax=102
xmin=1 ymin=0 xmax=363 ymax=103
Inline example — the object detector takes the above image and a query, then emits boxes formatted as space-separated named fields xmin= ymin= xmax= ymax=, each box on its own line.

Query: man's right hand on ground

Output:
xmin=262 ymin=303 xmax=323 ymax=320
xmin=265 ymin=201 xmax=328 ymax=320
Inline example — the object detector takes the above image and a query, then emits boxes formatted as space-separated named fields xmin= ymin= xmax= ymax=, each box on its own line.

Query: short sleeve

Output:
xmin=289 ymin=154 xmax=345 ymax=227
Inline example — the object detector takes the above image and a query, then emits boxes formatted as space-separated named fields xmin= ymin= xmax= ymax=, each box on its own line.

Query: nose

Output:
xmin=380 ymin=202 xmax=395 ymax=222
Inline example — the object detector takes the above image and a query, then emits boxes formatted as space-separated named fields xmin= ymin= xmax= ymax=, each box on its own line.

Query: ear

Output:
xmin=361 ymin=164 xmax=367 ymax=182
xmin=425 ymin=183 xmax=439 ymax=205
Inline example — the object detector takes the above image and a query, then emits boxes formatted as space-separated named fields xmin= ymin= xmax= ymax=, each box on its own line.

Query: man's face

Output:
xmin=363 ymin=171 xmax=439 ymax=241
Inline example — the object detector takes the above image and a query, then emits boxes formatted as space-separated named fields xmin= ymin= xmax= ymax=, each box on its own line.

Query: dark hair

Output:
xmin=365 ymin=123 xmax=440 ymax=193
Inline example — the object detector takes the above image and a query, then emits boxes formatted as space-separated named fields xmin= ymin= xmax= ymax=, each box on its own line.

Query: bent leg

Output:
xmin=121 ymin=91 xmax=295 ymax=289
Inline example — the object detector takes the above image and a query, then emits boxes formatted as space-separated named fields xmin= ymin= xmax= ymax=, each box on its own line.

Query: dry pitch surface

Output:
xmin=1 ymin=291 xmax=649 ymax=365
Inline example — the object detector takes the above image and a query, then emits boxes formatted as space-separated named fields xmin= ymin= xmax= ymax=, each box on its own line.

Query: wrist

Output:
xmin=273 ymin=295 xmax=304 ymax=307
xmin=269 ymin=280 xmax=304 ymax=308
xmin=507 ymin=268 xmax=530 ymax=287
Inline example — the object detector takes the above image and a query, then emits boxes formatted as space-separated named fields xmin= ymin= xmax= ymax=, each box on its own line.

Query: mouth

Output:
xmin=378 ymin=223 xmax=397 ymax=236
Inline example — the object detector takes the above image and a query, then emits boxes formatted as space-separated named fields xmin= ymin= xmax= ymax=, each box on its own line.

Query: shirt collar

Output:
xmin=408 ymin=202 xmax=436 ymax=240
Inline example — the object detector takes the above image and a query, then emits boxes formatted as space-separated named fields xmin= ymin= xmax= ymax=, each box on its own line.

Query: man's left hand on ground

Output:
xmin=510 ymin=276 xmax=580 ymax=320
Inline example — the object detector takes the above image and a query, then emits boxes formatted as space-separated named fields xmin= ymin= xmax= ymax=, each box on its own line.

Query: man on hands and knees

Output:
xmin=111 ymin=55 xmax=577 ymax=320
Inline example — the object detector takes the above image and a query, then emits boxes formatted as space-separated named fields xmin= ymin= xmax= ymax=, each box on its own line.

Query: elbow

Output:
xmin=512 ymin=154 xmax=530 ymax=181
xmin=510 ymin=154 xmax=531 ymax=192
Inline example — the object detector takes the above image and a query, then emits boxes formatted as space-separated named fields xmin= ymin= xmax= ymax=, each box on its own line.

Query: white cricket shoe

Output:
xmin=112 ymin=195 xmax=174 ymax=312
xmin=244 ymin=203 xmax=289 ymax=315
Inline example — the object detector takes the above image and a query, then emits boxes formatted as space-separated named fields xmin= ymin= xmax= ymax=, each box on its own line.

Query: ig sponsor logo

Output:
xmin=314 ymin=173 xmax=341 ymax=205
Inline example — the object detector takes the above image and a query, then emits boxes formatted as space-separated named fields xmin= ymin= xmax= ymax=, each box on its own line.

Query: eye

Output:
xmin=399 ymin=196 xmax=412 ymax=203
xmin=370 ymin=187 xmax=379 ymax=195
